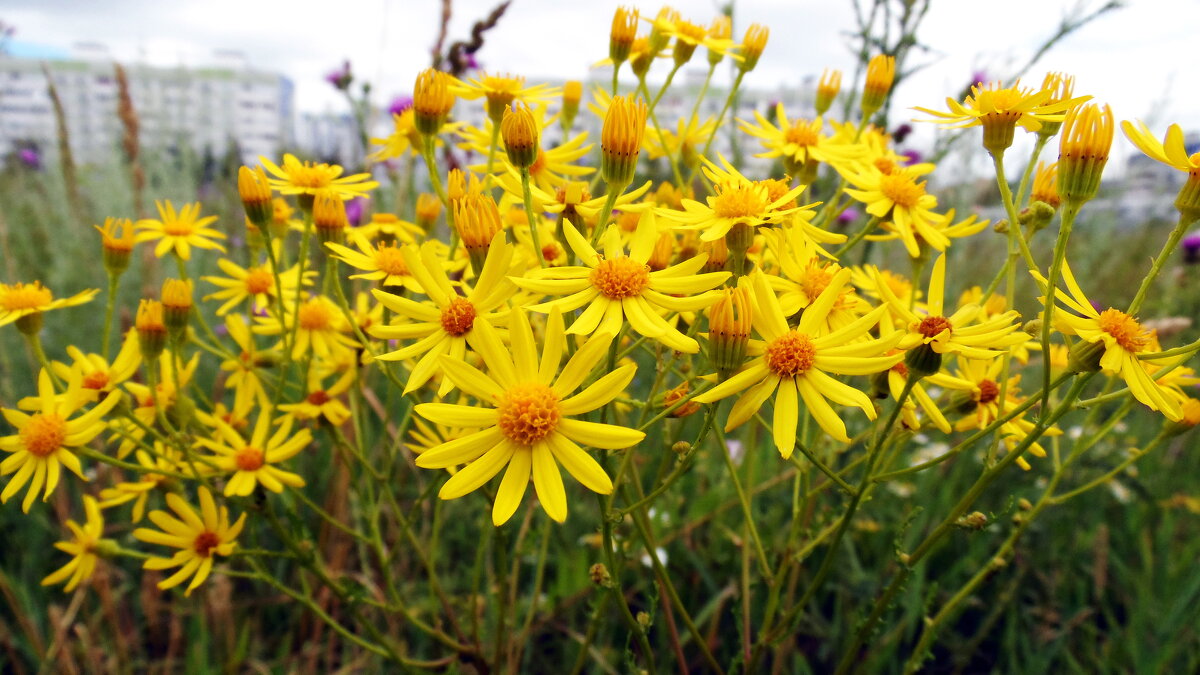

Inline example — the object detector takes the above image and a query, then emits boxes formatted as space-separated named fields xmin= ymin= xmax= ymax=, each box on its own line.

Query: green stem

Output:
xmin=1040 ymin=201 xmax=1078 ymax=415
xmin=713 ymin=419 xmax=773 ymax=581
xmin=637 ymin=77 xmax=685 ymax=189
xmin=688 ymin=63 xmax=717 ymax=125
xmin=832 ymin=215 xmax=882 ymax=258
xmin=520 ymin=168 xmax=546 ymax=267
xmin=102 ymin=272 xmax=120 ymax=361
xmin=1127 ymin=212 xmax=1197 ymax=315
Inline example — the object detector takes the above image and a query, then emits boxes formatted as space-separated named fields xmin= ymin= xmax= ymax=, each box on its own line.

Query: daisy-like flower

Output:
xmin=278 ymin=366 xmax=355 ymax=426
xmin=42 ymin=496 xmax=106 ymax=592
xmin=513 ymin=214 xmax=729 ymax=353
xmin=220 ymin=314 xmax=275 ymax=412
xmin=98 ymin=442 xmax=185 ymax=522
xmin=738 ymin=105 xmax=866 ymax=178
xmin=372 ymin=235 xmax=518 ymax=395
xmin=914 ymin=80 xmax=1088 ymax=153
xmin=764 ymin=228 xmax=866 ymax=334
xmin=1031 ymin=263 xmax=1183 ymax=420
xmin=407 ymin=416 xmax=480 ymax=475
xmin=451 ymin=72 xmax=559 ymax=121
xmin=655 ymin=155 xmax=819 ymax=242
xmin=253 ymin=294 xmax=359 ymax=361
xmin=643 ymin=115 xmax=717 ymax=170
xmin=114 ymin=353 xmax=198 ymax=458
xmin=495 ymin=172 xmax=653 ymax=227
xmin=135 ymin=200 xmax=227 ymax=260
xmin=0 ymin=281 xmax=98 ymax=329
xmin=201 ymin=251 xmax=312 ymax=317
xmin=863 ymin=208 xmax=990 ymax=258
xmin=878 ymin=254 xmax=1028 ymax=364
xmin=414 ymin=307 xmax=643 ymax=525
xmin=355 ymin=213 xmax=424 ymax=244
xmin=842 ymin=163 xmax=945 ymax=258
xmin=259 ymin=154 xmax=379 ymax=204
xmin=1121 ymin=119 xmax=1200 ymax=217
xmin=370 ymin=108 xmax=463 ymax=162
xmin=459 ymin=108 xmax=595 ymax=191
xmin=925 ymin=358 xmax=1059 ymax=470
xmin=198 ymin=412 xmax=311 ymax=496
xmin=325 ymin=232 xmax=428 ymax=292
xmin=134 ymin=487 xmax=245 ymax=596
xmin=1 ymin=369 xmax=120 ymax=512
xmin=695 ymin=270 xmax=903 ymax=454
xmin=49 ymin=329 xmax=141 ymax=401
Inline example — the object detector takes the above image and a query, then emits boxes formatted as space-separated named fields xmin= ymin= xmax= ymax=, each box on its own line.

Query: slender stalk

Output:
xmin=832 ymin=215 xmax=882 ymax=258
xmin=1127 ymin=212 xmax=1197 ymax=315
xmin=637 ymin=77 xmax=685 ymax=189
xmin=102 ymin=272 xmax=120 ymax=361
xmin=713 ymin=419 xmax=773 ymax=581
xmin=1039 ymin=201 xmax=1079 ymax=413
xmin=520 ymin=168 xmax=546 ymax=267
xmin=688 ymin=63 xmax=717 ymax=124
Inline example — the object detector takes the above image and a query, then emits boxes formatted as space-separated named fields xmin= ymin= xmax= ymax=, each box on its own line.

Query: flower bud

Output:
xmin=413 ymin=68 xmax=455 ymax=136
xmin=95 ymin=217 xmax=136 ymax=277
xmin=861 ymin=54 xmax=896 ymax=118
xmin=663 ymin=382 xmax=700 ymax=418
xmin=609 ymin=7 xmax=639 ymax=65
xmin=1037 ymin=72 xmax=1077 ymax=140
xmin=238 ymin=166 xmax=273 ymax=229
xmin=561 ymin=80 xmax=582 ymax=131
xmin=815 ymin=69 xmax=842 ymax=116
xmin=1057 ymin=103 xmax=1113 ymax=207
xmin=589 ymin=563 xmax=611 ymax=587
xmin=1164 ymin=398 xmax=1200 ymax=437
xmin=903 ymin=342 xmax=941 ymax=379
xmin=136 ymin=299 xmax=167 ymax=360
xmin=160 ymin=279 xmax=193 ymax=340
xmin=501 ymin=103 xmax=539 ymax=170
xmin=601 ymin=96 xmax=647 ymax=188
xmin=707 ymin=283 xmax=753 ymax=376
xmin=706 ymin=16 xmax=731 ymax=66
xmin=314 ymin=192 xmax=349 ymax=245
xmin=415 ymin=193 xmax=442 ymax=232
xmin=671 ymin=18 xmax=705 ymax=67
xmin=738 ymin=24 xmax=769 ymax=73
xmin=454 ymin=193 xmax=504 ymax=275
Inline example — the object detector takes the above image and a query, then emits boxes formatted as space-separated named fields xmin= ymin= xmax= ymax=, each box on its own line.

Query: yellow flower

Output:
xmin=0 ymin=281 xmax=98 ymax=328
xmin=842 ymin=164 xmax=943 ymax=258
xmin=355 ymin=212 xmax=425 ymax=244
xmin=513 ymin=214 xmax=729 ymax=353
xmin=861 ymin=54 xmax=895 ymax=115
xmin=1 ymin=369 xmax=120 ymax=512
xmin=737 ymin=105 xmax=865 ymax=177
xmin=695 ymin=271 xmax=903 ymax=453
xmin=198 ymin=411 xmax=311 ymax=496
xmin=656 ymin=155 xmax=819 ymax=242
xmin=600 ymin=95 xmax=649 ymax=187
xmin=325 ymin=232 xmax=427 ymax=292
xmin=114 ymin=353 xmax=198 ymax=457
xmin=259 ymin=153 xmax=379 ymax=203
xmin=135 ymin=200 xmax=226 ymax=260
xmin=880 ymin=254 xmax=1028 ymax=361
xmin=134 ymin=487 xmax=245 ymax=596
xmin=1032 ymin=262 xmax=1183 ymax=420
xmin=1120 ymin=118 xmax=1200 ymax=216
xmin=414 ymin=307 xmax=643 ymax=525
xmin=278 ymin=366 xmax=356 ymax=426
xmin=50 ymin=329 xmax=141 ymax=401
xmin=458 ymin=108 xmax=595 ymax=191
xmin=863 ymin=208 xmax=990 ymax=257
xmin=98 ymin=442 xmax=184 ymax=522
xmin=372 ymin=235 xmax=518 ymax=395
xmin=644 ymin=115 xmax=717 ymax=168
xmin=42 ymin=496 xmax=106 ymax=592
xmin=201 ymin=249 xmax=313 ymax=316
xmin=452 ymin=72 xmax=559 ymax=121
xmin=219 ymin=314 xmax=276 ymax=412
xmin=764 ymin=229 xmax=866 ymax=334
xmin=369 ymin=109 xmax=463 ymax=162
xmin=914 ymin=80 xmax=1087 ymax=153
xmin=253 ymin=295 xmax=359 ymax=361
xmin=494 ymin=172 xmax=652 ymax=226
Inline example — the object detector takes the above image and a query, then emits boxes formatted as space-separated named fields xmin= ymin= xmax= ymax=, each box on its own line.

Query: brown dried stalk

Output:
xmin=41 ymin=64 xmax=84 ymax=224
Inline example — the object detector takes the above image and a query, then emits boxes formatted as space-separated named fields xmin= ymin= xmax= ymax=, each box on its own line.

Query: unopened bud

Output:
xmin=136 ymin=300 xmax=167 ymax=360
xmin=589 ymin=563 xmax=611 ymax=587
xmin=238 ymin=166 xmax=274 ymax=228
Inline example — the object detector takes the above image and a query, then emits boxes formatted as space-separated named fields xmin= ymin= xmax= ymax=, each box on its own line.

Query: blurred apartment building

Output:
xmin=0 ymin=51 xmax=293 ymax=166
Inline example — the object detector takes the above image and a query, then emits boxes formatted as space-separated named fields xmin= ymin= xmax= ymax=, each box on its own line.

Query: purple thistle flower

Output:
xmin=1183 ymin=231 xmax=1200 ymax=264
xmin=837 ymin=207 xmax=861 ymax=225
xmin=463 ymin=52 xmax=480 ymax=71
xmin=971 ymin=70 xmax=989 ymax=86
xmin=388 ymin=95 xmax=414 ymax=117
xmin=345 ymin=197 xmax=367 ymax=226
xmin=17 ymin=148 xmax=39 ymax=170
xmin=902 ymin=149 xmax=923 ymax=165
xmin=892 ymin=123 xmax=913 ymax=144
xmin=325 ymin=60 xmax=353 ymax=91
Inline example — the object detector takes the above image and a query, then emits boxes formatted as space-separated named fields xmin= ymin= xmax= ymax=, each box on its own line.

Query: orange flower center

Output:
xmin=193 ymin=531 xmax=222 ymax=557
xmin=542 ymin=243 xmax=561 ymax=263
xmin=0 ymin=283 xmax=53 ymax=311
xmin=297 ymin=300 xmax=333 ymax=331
xmin=307 ymin=390 xmax=331 ymax=405
xmin=711 ymin=184 xmax=768 ymax=218
xmin=879 ymin=173 xmax=925 ymax=209
xmin=373 ymin=245 xmax=409 ymax=277
xmin=284 ymin=162 xmax=338 ymax=189
xmin=1097 ymin=308 xmax=1149 ymax=352
xmin=244 ymin=268 xmax=274 ymax=295
xmin=20 ymin=413 xmax=67 ymax=457
xmin=617 ymin=211 xmax=642 ymax=232
xmin=800 ymin=266 xmax=834 ymax=301
xmin=784 ymin=122 xmax=819 ymax=148
xmin=440 ymin=298 xmax=477 ymax=336
xmin=917 ymin=315 xmax=953 ymax=339
xmin=161 ymin=218 xmax=197 ymax=236
xmin=590 ymin=257 xmax=650 ymax=299
xmin=235 ymin=447 xmax=265 ymax=471
xmin=82 ymin=371 xmax=110 ymax=390
xmin=978 ymin=379 xmax=1000 ymax=404
xmin=496 ymin=383 xmax=561 ymax=445
xmin=765 ymin=331 xmax=817 ymax=377
xmin=874 ymin=157 xmax=899 ymax=175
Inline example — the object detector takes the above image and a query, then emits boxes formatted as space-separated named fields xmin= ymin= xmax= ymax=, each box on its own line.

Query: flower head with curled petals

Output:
xmin=694 ymin=270 xmax=903 ymax=456
xmin=414 ymin=307 xmax=644 ymax=525
xmin=1031 ymin=262 xmax=1183 ymax=421
xmin=133 ymin=487 xmax=245 ymax=596
xmin=0 ymin=281 xmax=98 ymax=328
xmin=371 ymin=234 xmax=519 ymax=396
xmin=2 ymin=369 xmax=120 ymax=512
xmin=197 ymin=411 xmax=311 ymax=497
xmin=511 ymin=212 xmax=729 ymax=353
xmin=259 ymin=153 xmax=379 ymax=201
xmin=135 ymin=200 xmax=226 ymax=260
xmin=41 ymin=496 xmax=106 ymax=592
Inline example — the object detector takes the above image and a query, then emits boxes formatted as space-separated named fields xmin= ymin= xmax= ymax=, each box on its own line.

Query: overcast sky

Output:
xmin=5 ymin=0 xmax=1198 ymax=167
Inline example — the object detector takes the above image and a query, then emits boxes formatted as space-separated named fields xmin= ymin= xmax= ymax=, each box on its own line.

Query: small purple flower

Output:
xmin=463 ymin=52 xmax=480 ymax=71
xmin=892 ymin=123 xmax=913 ymax=144
xmin=214 ymin=323 xmax=229 ymax=337
xmin=345 ymin=197 xmax=367 ymax=226
xmin=1183 ymin=231 xmax=1200 ymax=264
xmin=902 ymin=149 xmax=922 ymax=165
xmin=971 ymin=70 xmax=989 ymax=86
xmin=1090 ymin=300 xmax=1105 ymax=314
xmin=17 ymin=148 xmax=39 ymax=170
xmin=837 ymin=207 xmax=861 ymax=226
xmin=325 ymin=60 xmax=353 ymax=91
xmin=388 ymin=95 xmax=414 ymax=117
